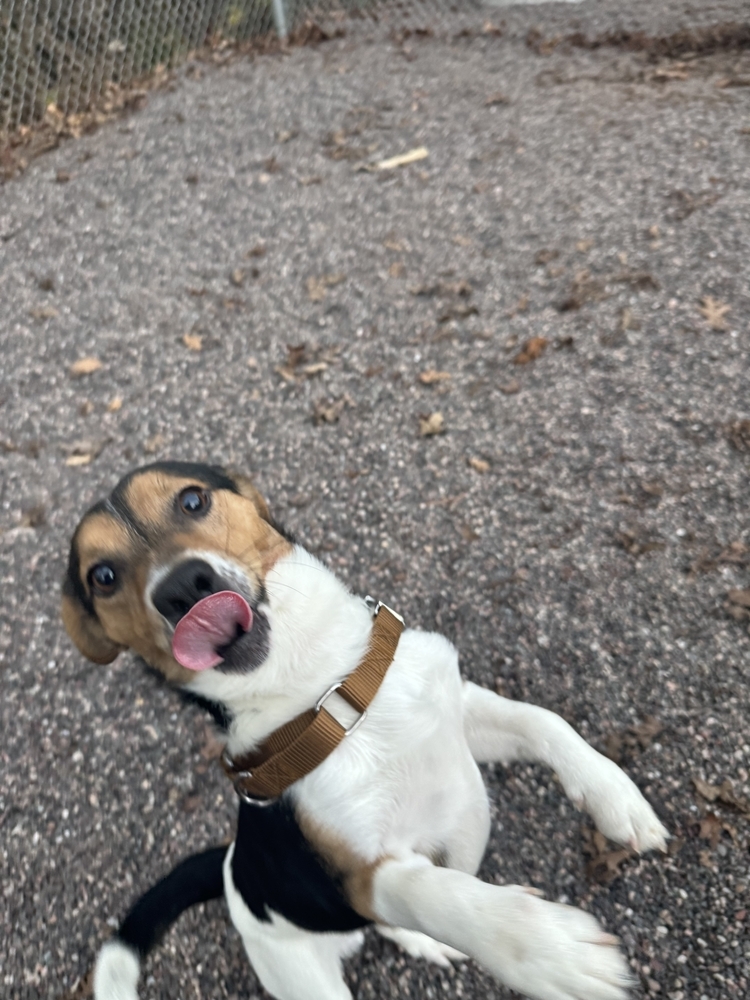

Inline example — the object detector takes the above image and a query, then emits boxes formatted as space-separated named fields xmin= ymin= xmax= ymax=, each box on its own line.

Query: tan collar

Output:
xmin=221 ymin=601 xmax=404 ymax=806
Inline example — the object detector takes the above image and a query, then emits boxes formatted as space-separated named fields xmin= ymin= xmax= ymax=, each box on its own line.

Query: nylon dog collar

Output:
xmin=221 ymin=600 xmax=404 ymax=806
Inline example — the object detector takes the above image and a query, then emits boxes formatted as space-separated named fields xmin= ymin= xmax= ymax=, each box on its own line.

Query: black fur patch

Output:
xmin=232 ymin=799 xmax=371 ymax=933
xmin=117 ymin=846 xmax=227 ymax=957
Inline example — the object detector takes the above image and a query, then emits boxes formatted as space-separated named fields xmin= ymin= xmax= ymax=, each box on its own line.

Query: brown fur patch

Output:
xmin=63 ymin=467 xmax=291 ymax=681
xmin=296 ymin=808 xmax=390 ymax=921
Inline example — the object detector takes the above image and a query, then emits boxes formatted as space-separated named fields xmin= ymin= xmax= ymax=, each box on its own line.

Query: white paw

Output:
xmin=376 ymin=926 xmax=468 ymax=967
xmin=570 ymin=754 xmax=669 ymax=853
xmin=482 ymin=887 xmax=634 ymax=1000
xmin=93 ymin=940 xmax=140 ymax=1000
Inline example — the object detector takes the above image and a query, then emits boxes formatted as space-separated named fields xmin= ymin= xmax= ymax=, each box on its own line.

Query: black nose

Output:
xmin=152 ymin=558 xmax=228 ymax=627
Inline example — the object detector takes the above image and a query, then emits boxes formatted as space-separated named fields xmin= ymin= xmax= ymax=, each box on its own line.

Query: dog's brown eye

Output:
xmin=89 ymin=563 xmax=117 ymax=594
xmin=179 ymin=487 xmax=208 ymax=515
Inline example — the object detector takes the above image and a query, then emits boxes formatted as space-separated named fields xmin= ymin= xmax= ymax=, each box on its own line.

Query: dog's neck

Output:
xmin=185 ymin=545 xmax=373 ymax=756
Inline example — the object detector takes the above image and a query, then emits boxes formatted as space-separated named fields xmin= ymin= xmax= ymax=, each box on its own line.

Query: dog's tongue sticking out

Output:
xmin=172 ymin=591 xmax=253 ymax=671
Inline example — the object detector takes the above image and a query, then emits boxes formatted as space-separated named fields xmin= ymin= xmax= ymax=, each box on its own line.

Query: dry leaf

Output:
xmin=183 ymin=333 xmax=203 ymax=351
xmin=535 ymin=248 xmax=559 ymax=265
xmin=582 ymin=826 xmax=632 ymax=885
xmin=70 ymin=357 xmax=102 ymax=377
xmin=514 ymin=337 xmax=548 ymax=365
xmin=306 ymin=273 xmax=346 ymax=302
xmin=697 ymin=812 xmax=735 ymax=849
xmin=55 ymin=169 xmax=71 ymax=183
xmin=698 ymin=296 xmax=731 ymax=330
xmin=376 ymin=147 xmax=429 ymax=170
xmin=244 ymin=243 xmax=266 ymax=259
xmin=693 ymin=777 xmax=750 ymax=815
xmin=418 ymin=369 xmax=451 ymax=385
xmin=64 ymin=439 xmax=107 ymax=466
xmin=107 ymin=396 xmax=123 ymax=412
xmin=313 ymin=395 xmax=352 ymax=425
xmin=726 ymin=420 xmax=750 ymax=452
xmin=485 ymin=92 xmax=509 ymax=106
xmin=419 ymin=412 xmax=445 ymax=437
xmin=30 ymin=305 xmax=59 ymax=320
xmin=499 ymin=379 xmax=521 ymax=395
xmin=143 ymin=433 xmax=165 ymax=455
xmin=604 ymin=716 xmax=663 ymax=764
xmin=469 ymin=457 xmax=489 ymax=473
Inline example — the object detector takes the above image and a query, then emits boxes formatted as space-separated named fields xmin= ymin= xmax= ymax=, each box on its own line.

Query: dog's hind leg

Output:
xmin=93 ymin=845 xmax=227 ymax=1000
xmin=223 ymin=843 xmax=361 ymax=1000
xmin=461 ymin=680 xmax=668 ymax=852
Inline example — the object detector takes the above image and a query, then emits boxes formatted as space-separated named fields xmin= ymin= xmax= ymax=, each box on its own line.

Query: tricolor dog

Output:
xmin=62 ymin=461 xmax=668 ymax=1000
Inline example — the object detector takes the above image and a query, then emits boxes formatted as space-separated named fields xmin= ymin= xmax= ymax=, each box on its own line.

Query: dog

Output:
xmin=62 ymin=460 xmax=668 ymax=1000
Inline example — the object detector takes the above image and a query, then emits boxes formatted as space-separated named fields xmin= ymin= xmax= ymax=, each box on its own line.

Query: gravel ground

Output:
xmin=1 ymin=1 xmax=749 ymax=998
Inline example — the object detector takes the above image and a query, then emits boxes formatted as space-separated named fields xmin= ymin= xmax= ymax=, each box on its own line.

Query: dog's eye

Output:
xmin=88 ymin=563 xmax=117 ymax=594
xmin=179 ymin=487 xmax=208 ymax=515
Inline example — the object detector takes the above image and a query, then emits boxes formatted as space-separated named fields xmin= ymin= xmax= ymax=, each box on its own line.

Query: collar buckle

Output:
xmin=315 ymin=682 xmax=368 ymax=736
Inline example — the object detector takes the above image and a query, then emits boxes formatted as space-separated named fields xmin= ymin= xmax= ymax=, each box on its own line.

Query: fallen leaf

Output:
xmin=615 ymin=527 xmax=666 ymax=557
xmin=603 ymin=716 xmax=663 ymax=764
xmin=182 ymin=333 xmax=203 ymax=351
xmin=64 ymin=439 xmax=107 ymax=466
xmin=499 ymin=379 xmax=521 ymax=395
xmin=376 ymin=147 xmax=429 ymax=170
xmin=725 ymin=420 xmax=750 ymax=453
xmin=418 ymin=369 xmax=451 ymax=385
xmin=143 ymin=433 xmax=165 ymax=455
xmin=306 ymin=273 xmax=345 ymax=302
xmin=419 ymin=412 xmax=445 ymax=437
xmin=535 ymin=248 xmax=559 ymax=265
xmin=698 ymin=296 xmax=731 ymax=330
xmin=469 ymin=457 xmax=489 ymax=473
xmin=55 ymin=169 xmax=71 ymax=183
xmin=514 ymin=337 xmax=548 ymax=364
xmin=693 ymin=777 xmax=750 ymax=815
xmin=107 ymin=396 xmax=123 ymax=412
xmin=697 ymin=812 xmax=735 ymax=849
xmin=21 ymin=504 xmax=46 ymax=528
xmin=558 ymin=269 xmax=607 ymax=311
xmin=507 ymin=293 xmax=529 ymax=316
xmin=30 ymin=305 xmax=59 ymax=320
xmin=312 ymin=395 xmax=352 ymax=424
xmin=244 ymin=243 xmax=267 ymax=258
xmin=485 ymin=92 xmax=509 ymax=106
xmin=582 ymin=826 xmax=632 ymax=885
xmin=70 ymin=357 xmax=102 ymax=376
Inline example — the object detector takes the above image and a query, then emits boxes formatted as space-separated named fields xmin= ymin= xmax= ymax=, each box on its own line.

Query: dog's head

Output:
xmin=62 ymin=462 xmax=292 ymax=683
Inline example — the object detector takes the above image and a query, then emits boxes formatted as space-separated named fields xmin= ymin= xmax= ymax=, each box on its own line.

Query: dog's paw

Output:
xmin=482 ymin=888 xmax=634 ymax=1000
xmin=376 ymin=926 xmax=468 ymax=967
xmin=572 ymin=755 xmax=668 ymax=853
xmin=93 ymin=940 xmax=140 ymax=1000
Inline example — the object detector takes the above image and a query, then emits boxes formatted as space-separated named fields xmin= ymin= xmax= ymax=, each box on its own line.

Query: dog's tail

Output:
xmin=93 ymin=844 xmax=228 ymax=1000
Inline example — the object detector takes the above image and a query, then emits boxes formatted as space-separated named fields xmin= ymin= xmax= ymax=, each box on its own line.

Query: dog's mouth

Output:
xmin=172 ymin=591 xmax=253 ymax=671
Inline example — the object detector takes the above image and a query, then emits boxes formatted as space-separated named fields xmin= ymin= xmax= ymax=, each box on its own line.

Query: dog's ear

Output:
xmin=61 ymin=580 xmax=124 ymax=665
xmin=227 ymin=470 xmax=271 ymax=522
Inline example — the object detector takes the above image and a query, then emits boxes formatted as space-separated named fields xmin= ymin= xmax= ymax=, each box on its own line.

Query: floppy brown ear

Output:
xmin=227 ymin=470 xmax=271 ymax=522
xmin=61 ymin=587 xmax=124 ymax=664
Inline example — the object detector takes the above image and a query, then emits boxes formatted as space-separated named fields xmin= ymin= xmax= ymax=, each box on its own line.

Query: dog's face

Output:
xmin=62 ymin=462 xmax=292 ymax=684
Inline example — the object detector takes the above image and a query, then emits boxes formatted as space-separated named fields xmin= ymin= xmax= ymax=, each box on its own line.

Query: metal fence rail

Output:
xmin=0 ymin=0 xmax=472 ymax=132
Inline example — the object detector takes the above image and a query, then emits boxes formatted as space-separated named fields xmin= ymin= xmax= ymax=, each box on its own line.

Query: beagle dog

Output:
xmin=62 ymin=461 xmax=668 ymax=1000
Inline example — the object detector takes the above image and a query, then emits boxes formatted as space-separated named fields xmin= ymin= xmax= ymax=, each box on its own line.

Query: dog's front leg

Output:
xmin=373 ymin=856 xmax=632 ymax=1000
xmin=462 ymin=681 xmax=668 ymax=853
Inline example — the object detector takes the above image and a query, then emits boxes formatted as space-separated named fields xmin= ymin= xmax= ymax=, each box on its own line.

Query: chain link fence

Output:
xmin=0 ymin=0 xmax=481 ymax=132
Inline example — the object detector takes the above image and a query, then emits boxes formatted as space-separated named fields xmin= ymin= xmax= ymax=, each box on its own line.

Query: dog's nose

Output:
xmin=152 ymin=558 xmax=227 ymax=627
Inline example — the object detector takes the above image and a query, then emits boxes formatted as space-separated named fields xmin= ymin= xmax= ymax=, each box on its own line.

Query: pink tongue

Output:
xmin=172 ymin=591 xmax=252 ymax=671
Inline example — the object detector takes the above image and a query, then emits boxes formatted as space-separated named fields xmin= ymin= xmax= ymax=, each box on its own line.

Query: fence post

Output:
xmin=271 ymin=0 xmax=288 ymax=40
